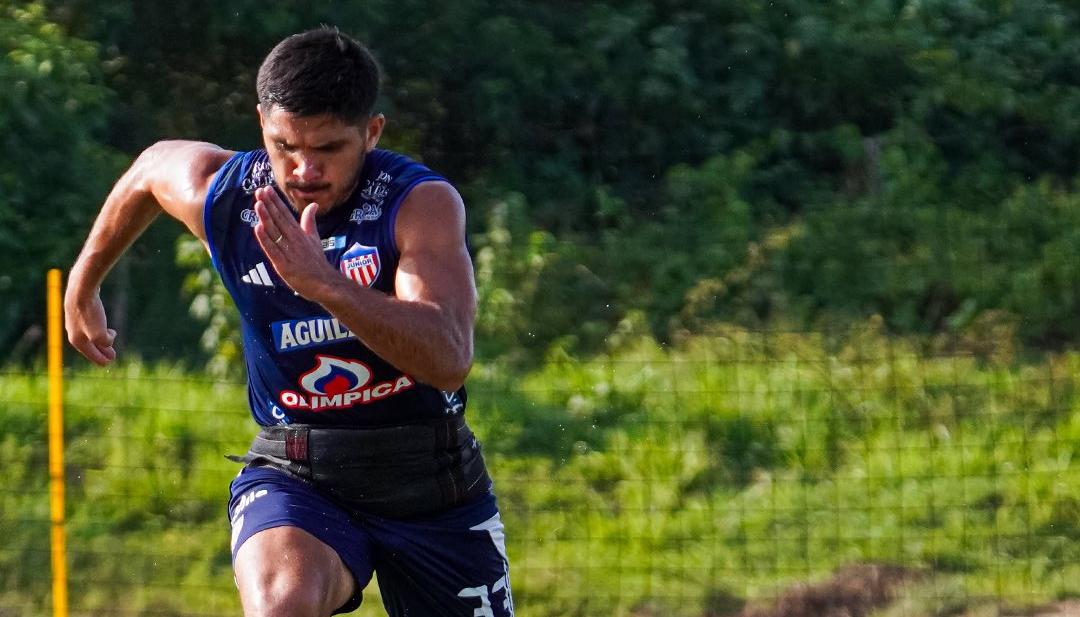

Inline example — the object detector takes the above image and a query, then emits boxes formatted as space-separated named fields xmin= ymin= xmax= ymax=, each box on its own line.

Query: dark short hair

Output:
xmin=256 ymin=26 xmax=381 ymax=122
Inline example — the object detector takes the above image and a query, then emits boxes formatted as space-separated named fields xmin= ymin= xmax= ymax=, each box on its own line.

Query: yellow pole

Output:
xmin=46 ymin=268 xmax=68 ymax=617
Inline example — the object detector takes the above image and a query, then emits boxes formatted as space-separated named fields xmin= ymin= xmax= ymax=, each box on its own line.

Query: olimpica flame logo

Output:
xmin=300 ymin=356 xmax=371 ymax=395
xmin=279 ymin=355 xmax=414 ymax=411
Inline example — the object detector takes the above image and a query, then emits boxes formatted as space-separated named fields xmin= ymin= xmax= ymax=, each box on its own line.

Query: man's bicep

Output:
xmin=396 ymin=240 xmax=477 ymax=309
xmin=142 ymin=141 xmax=233 ymax=242
xmin=394 ymin=183 xmax=477 ymax=315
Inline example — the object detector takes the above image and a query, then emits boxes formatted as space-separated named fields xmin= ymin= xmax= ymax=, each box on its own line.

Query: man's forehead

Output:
xmin=263 ymin=108 xmax=361 ymax=142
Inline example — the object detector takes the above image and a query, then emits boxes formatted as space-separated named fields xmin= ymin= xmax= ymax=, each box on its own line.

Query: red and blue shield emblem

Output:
xmin=340 ymin=243 xmax=381 ymax=287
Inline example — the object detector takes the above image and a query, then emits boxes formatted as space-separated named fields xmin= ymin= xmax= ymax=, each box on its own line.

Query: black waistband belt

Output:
xmin=229 ymin=415 xmax=491 ymax=519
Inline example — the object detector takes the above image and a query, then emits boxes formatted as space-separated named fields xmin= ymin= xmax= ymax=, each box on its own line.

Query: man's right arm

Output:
xmin=65 ymin=140 xmax=234 ymax=365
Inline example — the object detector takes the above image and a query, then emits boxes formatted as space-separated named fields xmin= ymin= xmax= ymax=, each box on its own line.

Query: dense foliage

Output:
xmin=2 ymin=1 xmax=1080 ymax=364
xmin=0 ymin=1 xmax=121 ymax=358
xmin=3 ymin=328 xmax=1079 ymax=615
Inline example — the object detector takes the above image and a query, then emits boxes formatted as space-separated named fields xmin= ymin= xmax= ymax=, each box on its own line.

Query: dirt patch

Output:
xmin=1006 ymin=600 xmax=1080 ymax=616
xmin=735 ymin=563 xmax=921 ymax=617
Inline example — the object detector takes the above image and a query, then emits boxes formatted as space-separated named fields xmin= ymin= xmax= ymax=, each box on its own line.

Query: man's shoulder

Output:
xmin=202 ymin=148 xmax=269 ymax=273
xmin=368 ymin=147 xmax=410 ymax=164
xmin=365 ymin=149 xmax=436 ymax=179
xmin=208 ymin=148 xmax=273 ymax=197
xmin=148 ymin=140 xmax=236 ymax=176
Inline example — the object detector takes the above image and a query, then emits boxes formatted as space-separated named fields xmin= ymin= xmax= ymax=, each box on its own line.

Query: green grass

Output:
xmin=3 ymin=324 xmax=1080 ymax=616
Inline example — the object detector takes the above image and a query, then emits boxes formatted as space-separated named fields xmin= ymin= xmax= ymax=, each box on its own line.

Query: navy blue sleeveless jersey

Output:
xmin=204 ymin=148 xmax=468 ymax=427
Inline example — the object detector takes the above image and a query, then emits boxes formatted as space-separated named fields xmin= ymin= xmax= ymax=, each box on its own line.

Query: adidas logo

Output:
xmin=241 ymin=262 xmax=274 ymax=287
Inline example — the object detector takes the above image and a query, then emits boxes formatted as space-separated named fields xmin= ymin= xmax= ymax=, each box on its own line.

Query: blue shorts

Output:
xmin=228 ymin=465 xmax=514 ymax=615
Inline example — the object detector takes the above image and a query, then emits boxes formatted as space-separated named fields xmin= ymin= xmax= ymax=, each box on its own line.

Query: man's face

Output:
xmin=258 ymin=105 xmax=384 ymax=214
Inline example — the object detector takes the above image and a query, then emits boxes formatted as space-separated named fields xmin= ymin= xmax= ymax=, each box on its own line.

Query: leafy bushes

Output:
xmin=7 ymin=326 xmax=1080 ymax=615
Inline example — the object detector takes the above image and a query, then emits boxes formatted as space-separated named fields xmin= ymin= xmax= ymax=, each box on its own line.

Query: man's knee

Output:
xmin=242 ymin=572 xmax=328 ymax=617
xmin=235 ymin=526 xmax=355 ymax=617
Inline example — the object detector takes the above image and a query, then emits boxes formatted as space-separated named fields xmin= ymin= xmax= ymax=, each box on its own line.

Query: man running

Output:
xmin=64 ymin=26 xmax=513 ymax=617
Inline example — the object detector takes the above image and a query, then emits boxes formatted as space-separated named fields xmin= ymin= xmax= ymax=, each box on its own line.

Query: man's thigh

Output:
xmin=228 ymin=465 xmax=375 ymax=614
xmin=367 ymin=493 xmax=514 ymax=617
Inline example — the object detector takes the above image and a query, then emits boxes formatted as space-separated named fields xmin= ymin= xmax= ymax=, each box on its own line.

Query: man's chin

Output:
xmin=289 ymin=192 xmax=341 ymax=214
xmin=291 ymin=188 xmax=329 ymax=204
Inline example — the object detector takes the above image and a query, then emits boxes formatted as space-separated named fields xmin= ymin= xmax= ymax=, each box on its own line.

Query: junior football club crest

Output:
xmin=340 ymin=243 xmax=381 ymax=287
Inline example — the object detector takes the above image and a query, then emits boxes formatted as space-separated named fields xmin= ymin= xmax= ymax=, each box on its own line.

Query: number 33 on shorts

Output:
xmin=459 ymin=573 xmax=513 ymax=617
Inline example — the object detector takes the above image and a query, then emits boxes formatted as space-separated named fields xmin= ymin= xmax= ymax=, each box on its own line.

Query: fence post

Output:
xmin=47 ymin=268 xmax=68 ymax=617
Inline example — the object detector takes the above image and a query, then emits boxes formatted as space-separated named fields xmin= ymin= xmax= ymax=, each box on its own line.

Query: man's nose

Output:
xmin=294 ymin=155 xmax=321 ymax=182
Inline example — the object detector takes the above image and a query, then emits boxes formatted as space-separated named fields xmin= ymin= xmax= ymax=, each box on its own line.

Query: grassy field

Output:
xmin=3 ymin=322 xmax=1080 ymax=616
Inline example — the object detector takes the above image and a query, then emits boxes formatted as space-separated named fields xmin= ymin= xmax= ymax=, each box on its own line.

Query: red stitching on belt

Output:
xmin=285 ymin=429 xmax=308 ymax=461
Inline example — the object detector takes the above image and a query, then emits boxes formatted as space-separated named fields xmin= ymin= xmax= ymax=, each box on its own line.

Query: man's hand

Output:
xmin=64 ymin=289 xmax=118 ymax=366
xmin=252 ymin=186 xmax=339 ymax=300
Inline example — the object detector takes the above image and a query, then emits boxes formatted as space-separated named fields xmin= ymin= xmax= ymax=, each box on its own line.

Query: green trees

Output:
xmin=522 ymin=0 xmax=1080 ymax=350
xmin=10 ymin=0 xmax=1080 ymax=363
xmin=0 ymin=1 xmax=119 ymax=358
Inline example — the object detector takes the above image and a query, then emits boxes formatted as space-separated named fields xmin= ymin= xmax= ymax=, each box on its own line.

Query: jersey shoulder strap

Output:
xmin=203 ymin=150 xmax=273 ymax=272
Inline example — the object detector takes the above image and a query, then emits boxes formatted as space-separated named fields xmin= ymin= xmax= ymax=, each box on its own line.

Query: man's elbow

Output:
xmin=430 ymin=352 xmax=473 ymax=392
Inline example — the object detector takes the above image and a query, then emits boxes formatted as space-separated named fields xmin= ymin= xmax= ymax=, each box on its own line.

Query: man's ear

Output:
xmin=257 ymin=103 xmax=265 ymax=128
xmin=365 ymin=114 xmax=386 ymax=151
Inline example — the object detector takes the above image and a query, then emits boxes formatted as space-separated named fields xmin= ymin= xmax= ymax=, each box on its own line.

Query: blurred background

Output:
xmin=4 ymin=0 xmax=1080 ymax=614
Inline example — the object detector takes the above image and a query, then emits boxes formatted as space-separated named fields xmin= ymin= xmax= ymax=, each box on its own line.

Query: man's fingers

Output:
xmin=93 ymin=329 xmax=117 ymax=348
xmin=254 ymin=220 xmax=283 ymax=256
xmin=89 ymin=329 xmax=118 ymax=364
xmin=300 ymin=203 xmax=319 ymax=238
xmin=72 ymin=336 xmax=113 ymax=366
xmin=261 ymin=185 xmax=292 ymax=212
xmin=255 ymin=187 xmax=295 ymax=232
xmin=96 ymin=343 xmax=117 ymax=363
xmin=253 ymin=188 xmax=284 ymax=235
xmin=253 ymin=201 xmax=284 ymax=244
xmin=75 ymin=341 xmax=106 ymax=364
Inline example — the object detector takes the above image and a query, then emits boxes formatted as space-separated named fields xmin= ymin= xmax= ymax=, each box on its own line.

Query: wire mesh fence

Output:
xmin=3 ymin=325 xmax=1080 ymax=616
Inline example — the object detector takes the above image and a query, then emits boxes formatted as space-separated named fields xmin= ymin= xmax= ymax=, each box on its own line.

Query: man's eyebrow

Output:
xmin=269 ymin=136 xmax=347 ymax=150
xmin=314 ymin=139 xmax=348 ymax=149
xmin=269 ymin=134 xmax=294 ymax=147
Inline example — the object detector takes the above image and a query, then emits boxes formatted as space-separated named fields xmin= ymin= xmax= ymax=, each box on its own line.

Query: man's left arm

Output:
xmin=252 ymin=182 xmax=476 ymax=391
